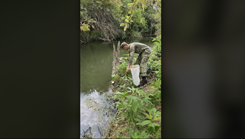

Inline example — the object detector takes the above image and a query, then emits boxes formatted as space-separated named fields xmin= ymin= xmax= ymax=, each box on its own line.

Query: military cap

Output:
xmin=121 ymin=42 xmax=127 ymax=49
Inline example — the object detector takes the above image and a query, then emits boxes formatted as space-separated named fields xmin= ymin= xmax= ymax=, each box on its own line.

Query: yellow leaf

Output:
xmin=120 ymin=23 xmax=125 ymax=27
xmin=128 ymin=3 xmax=134 ymax=6
xmin=124 ymin=23 xmax=127 ymax=31
xmin=82 ymin=23 xmax=90 ymax=31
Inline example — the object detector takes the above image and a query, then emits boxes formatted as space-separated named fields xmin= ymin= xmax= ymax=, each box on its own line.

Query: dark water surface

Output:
xmin=80 ymin=38 xmax=154 ymax=138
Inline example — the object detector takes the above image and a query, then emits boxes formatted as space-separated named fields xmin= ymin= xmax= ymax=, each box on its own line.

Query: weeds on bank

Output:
xmin=106 ymin=35 xmax=161 ymax=138
xmin=112 ymin=85 xmax=161 ymax=138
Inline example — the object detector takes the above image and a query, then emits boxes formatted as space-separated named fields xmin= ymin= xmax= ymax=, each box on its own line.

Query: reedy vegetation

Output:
xmin=106 ymin=35 xmax=161 ymax=138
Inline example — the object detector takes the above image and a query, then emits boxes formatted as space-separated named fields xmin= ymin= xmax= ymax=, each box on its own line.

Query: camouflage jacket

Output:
xmin=127 ymin=42 xmax=152 ymax=65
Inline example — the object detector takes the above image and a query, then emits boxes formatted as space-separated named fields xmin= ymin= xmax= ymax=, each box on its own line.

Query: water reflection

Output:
xmin=80 ymin=42 xmax=114 ymax=94
xmin=80 ymin=87 xmax=116 ymax=138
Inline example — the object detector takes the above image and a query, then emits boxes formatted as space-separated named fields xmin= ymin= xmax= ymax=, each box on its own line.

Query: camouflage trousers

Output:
xmin=134 ymin=49 xmax=151 ymax=76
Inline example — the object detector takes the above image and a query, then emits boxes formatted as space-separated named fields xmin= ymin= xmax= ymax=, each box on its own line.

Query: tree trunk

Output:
xmin=112 ymin=41 xmax=120 ymax=75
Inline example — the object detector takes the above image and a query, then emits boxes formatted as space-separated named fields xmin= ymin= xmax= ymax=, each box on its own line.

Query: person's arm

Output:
xmin=128 ymin=45 xmax=135 ymax=66
xmin=126 ymin=44 xmax=135 ymax=72
xmin=126 ymin=65 xmax=131 ymax=72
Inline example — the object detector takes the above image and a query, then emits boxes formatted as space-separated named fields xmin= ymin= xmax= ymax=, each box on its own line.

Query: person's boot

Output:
xmin=139 ymin=76 xmax=147 ymax=86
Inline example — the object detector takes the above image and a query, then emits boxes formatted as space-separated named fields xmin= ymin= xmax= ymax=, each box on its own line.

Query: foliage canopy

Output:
xmin=80 ymin=0 xmax=161 ymax=43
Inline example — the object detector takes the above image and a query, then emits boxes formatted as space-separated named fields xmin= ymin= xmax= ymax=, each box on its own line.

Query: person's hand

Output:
xmin=125 ymin=68 xmax=130 ymax=73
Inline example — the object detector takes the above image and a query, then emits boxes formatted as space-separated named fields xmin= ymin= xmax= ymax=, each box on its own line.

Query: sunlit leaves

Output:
xmin=121 ymin=0 xmax=152 ymax=32
xmin=127 ymin=3 xmax=134 ymax=7
xmin=80 ymin=23 xmax=90 ymax=31
xmin=123 ymin=23 xmax=128 ymax=31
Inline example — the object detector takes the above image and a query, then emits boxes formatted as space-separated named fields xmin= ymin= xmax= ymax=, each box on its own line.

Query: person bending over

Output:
xmin=121 ymin=42 xmax=152 ymax=86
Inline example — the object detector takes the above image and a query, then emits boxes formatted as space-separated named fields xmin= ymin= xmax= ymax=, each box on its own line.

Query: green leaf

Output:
xmin=141 ymin=97 xmax=153 ymax=106
xmin=120 ymin=23 xmax=125 ymax=27
xmin=128 ymin=3 xmax=134 ymax=6
xmin=149 ymin=108 xmax=157 ymax=115
xmin=138 ymin=120 xmax=152 ymax=126
xmin=96 ymin=1 xmax=102 ymax=4
xmin=127 ymin=97 xmax=132 ymax=105
xmin=147 ymin=123 xmax=160 ymax=133
xmin=135 ymin=118 xmax=141 ymax=122
xmin=137 ymin=115 xmax=145 ymax=121
xmin=132 ymin=101 xmax=138 ymax=112
xmin=138 ymin=130 xmax=150 ymax=138
xmin=128 ymin=127 xmax=134 ymax=132
xmin=115 ymin=92 xmax=126 ymax=98
xmin=155 ymin=125 xmax=161 ymax=133
xmin=151 ymin=122 xmax=160 ymax=127
xmin=147 ymin=126 xmax=155 ymax=133
xmin=123 ymin=91 xmax=129 ymax=95
xmin=143 ymin=112 xmax=151 ymax=119
xmin=155 ymin=111 xmax=161 ymax=117
xmin=130 ymin=110 xmax=134 ymax=122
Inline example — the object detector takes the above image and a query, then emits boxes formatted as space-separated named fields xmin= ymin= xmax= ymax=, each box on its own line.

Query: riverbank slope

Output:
xmin=104 ymin=35 xmax=161 ymax=138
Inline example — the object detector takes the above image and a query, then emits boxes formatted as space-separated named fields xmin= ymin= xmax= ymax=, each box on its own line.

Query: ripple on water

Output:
xmin=80 ymin=86 xmax=116 ymax=138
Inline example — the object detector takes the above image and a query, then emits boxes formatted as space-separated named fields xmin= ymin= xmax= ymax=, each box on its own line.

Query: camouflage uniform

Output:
xmin=128 ymin=42 xmax=152 ymax=76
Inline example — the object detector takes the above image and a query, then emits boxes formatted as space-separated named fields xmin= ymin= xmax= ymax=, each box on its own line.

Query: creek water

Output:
xmin=80 ymin=38 xmax=154 ymax=138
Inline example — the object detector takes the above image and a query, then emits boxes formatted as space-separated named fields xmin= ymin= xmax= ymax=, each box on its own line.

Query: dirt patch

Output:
xmin=139 ymin=75 xmax=157 ymax=93
xmin=104 ymin=119 xmax=131 ymax=138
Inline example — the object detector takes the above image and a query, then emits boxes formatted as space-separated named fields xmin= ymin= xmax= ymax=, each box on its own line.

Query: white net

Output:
xmin=130 ymin=65 xmax=140 ymax=86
